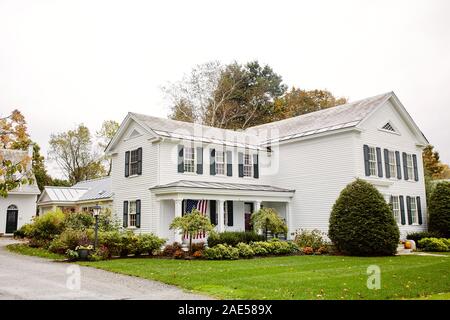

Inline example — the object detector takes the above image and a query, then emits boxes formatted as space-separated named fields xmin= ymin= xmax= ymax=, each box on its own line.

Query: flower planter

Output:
xmin=77 ymin=249 xmax=90 ymax=261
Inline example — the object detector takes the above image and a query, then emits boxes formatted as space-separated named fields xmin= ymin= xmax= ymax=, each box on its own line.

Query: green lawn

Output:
xmin=6 ymin=243 xmax=65 ymax=260
xmin=80 ymin=255 xmax=450 ymax=300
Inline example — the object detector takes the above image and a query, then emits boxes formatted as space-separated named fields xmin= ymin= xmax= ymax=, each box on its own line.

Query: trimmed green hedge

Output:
xmin=328 ymin=179 xmax=400 ymax=256
xmin=207 ymin=231 xmax=264 ymax=247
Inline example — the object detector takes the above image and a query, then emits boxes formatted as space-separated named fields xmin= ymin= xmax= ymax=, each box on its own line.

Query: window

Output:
xmin=184 ymin=147 xmax=195 ymax=173
xmin=215 ymin=150 xmax=225 ymax=175
xmin=391 ymin=196 xmax=400 ymax=224
xmin=243 ymin=152 xmax=253 ymax=177
xmin=388 ymin=151 xmax=397 ymax=178
xmin=130 ymin=149 xmax=139 ymax=175
xmin=368 ymin=146 xmax=377 ymax=176
xmin=406 ymin=154 xmax=414 ymax=180
xmin=129 ymin=201 xmax=137 ymax=227
xmin=409 ymin=197 xmax=418 ymax=224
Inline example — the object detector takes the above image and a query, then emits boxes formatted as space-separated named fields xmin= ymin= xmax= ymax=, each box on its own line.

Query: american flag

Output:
xmin=184 ymin=199 xmax=208 ymax=239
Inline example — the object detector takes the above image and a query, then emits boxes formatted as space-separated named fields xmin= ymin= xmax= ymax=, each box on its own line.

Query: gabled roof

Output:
xmin=38 ymin=177 xmax=112 ymax=204
xmin=246 ymin=92 xmax=428 ymax=145
xmin=150 ymin=180 xmax=295 ymax=193
xmin=106 ymin=112 xmax=263 ymax=153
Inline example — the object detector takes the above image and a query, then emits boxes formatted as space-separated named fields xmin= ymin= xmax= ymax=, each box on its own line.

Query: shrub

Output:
xmin=428 ymin=181 xmax=450 ymax=238
xmin=251 ymin=208 xmax=288 ymax=240
xmin=174 ymin=249 xmax=185 ymax=259
xmin=192 ymin=250 xmax=203 ymax=258
xmin=162 ymin=242 xmax=182 ymax=257
xmin=328 ymin=179 xmax=400 ymax=256
xmin=303 ymin=247 xmax=314 ymax=255
xmin=407 ymin=231 xmax=441 ymax=247
xmin=65 ymin=249 xmax=79 ymax=261
xmin=236 ymin=242 xmax=255 ymax=258
xmin=207 ymin=231 xmax=264 ymax=247
xmin=267 ymin=239 xmax=299 ymax=255
xmin=294 ymin=229 xmax=329 ymax=250
xmin=135 ymin=234 xmax=165 ymax=256
xmin=250 ymin=241 xmax=270 ymax=256
xmin=64 ymin=212 xmax=94 ymax=230
xmin=418 ymin=238 xmax=449 ymax=252
xmin=191 ymin=242 xmax=205 ymax=253
xmin=98 ymin=231 xmax=122 ymax=257
xmin=27 ymin=210 xmax=66 ymax=241
xmin=88 ymin=246 xmax=110 ymax=261
xmin=119 ymin=231 xmax=135 ymax=257
xmin=14 ymin=224 xmax=32 ymax=238
xmin=49 ymin=229 xmax=93 ymax=254
xmin=204 ymin=244 xmax=239 ymax=260
xmin=317 ymin=246 xmax=329 ymax=255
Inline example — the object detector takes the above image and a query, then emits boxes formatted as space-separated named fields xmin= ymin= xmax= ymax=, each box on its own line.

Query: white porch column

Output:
xmin=254 ymin=200 xmax=261 ymax=213
xmin=174 ymin=199 xmax=183 ymax=243
xmin=285 ymin=202 xmax=292 ymax=240
xmin=217 ymin=200 xmax=225 ymax=233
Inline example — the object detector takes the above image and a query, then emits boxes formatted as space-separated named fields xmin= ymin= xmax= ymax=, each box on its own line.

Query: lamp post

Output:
xmin=92 ymin=204 xmax=102 ymax=250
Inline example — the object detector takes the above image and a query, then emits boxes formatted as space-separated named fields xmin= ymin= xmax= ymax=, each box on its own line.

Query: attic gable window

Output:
xmin=381 ymin=122 xmax=396 ymax=132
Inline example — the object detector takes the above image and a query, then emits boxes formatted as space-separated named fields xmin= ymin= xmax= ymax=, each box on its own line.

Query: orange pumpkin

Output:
xmin=404 ymin=241 xmax=412 ymax=249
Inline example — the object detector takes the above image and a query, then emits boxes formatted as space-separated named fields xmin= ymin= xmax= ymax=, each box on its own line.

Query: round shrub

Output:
xmin=328 ymin=179 xmax=400 ymax=256
xmin=418 ymin=238 xmax=449 ymax=252
xmin=236 ymin=242 xmax=255 ymax=258
xmin=428 ymin=181 xmax=450 ymax=238
xmin=64 ymin=212 xmax=94 ymax=230
xmin=294 ymin=229 xmax=328 ymax=250
xmin=204 ymin=244 xmax=239 ymax=260
xmin=135 ymin=234 xmax=165 ymax=256
xmin=28 ymin=210 xmax=66 ymax=241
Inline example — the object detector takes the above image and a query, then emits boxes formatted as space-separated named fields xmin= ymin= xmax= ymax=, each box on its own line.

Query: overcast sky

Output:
xmin=1 ymin=0 xmax=449 ymax=178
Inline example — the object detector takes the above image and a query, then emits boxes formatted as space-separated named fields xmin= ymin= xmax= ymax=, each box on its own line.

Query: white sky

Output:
xmin=1 ymin=0 xmax=449 ymax=178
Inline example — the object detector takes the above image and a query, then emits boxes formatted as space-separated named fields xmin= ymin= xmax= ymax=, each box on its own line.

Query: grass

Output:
xmin=6 ymin=243 xmax=65 ymax=260
xmin=79 ymin=255 xmax=450 ymax=300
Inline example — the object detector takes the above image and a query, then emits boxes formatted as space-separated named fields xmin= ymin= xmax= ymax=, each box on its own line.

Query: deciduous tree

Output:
xmin=97 ymin=120 xmax=119 ymax=175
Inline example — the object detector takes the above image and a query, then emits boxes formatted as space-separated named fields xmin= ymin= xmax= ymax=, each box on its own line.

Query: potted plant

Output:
xmin=75 ymin=245 xmax=93 ymax=260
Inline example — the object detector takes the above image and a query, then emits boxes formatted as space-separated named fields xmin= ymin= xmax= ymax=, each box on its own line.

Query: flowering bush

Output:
xmin=302 ymin=247 xmax=314 ymax=255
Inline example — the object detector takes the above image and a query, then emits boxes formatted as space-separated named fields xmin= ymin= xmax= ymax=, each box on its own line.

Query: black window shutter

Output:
xmin=177 ymin=145 xmax=184 ymax=173
xmin=135 ymin=200 xmax=141 ymax=228
xmin=399 ymin=196 xmax=406 ymax=225
xmin=412 ymin=154 xmax=419 ymax=181
xmin=253 ymin=154 xmax=259 ymax=179
xmin=227 ymin=201 xmax=233 ymax=226
xmin=209 ymin=200 xmax=217 ymax=225
xmin=226 ymin=150 xmax=233 ymax=176
xmin=395 ymin=151 xmax=402 ymax=179
xmin=210 ymin=149 xmax=216 ymax=175
xmin=196 ymin=147 xmax=203 ymax=174
xmin=376 ymin=147 xmax=383 ymax=177
xmin=363 ymin=145 xmax=370 ymax=176
xmin=389 ymin=195 xmax=393 ymax=211
xmin=416 ymin=196 xmax=422 ymax=225
xmin=384 ymin=149 xmax=390 ymax=179
xmin=238 ymin=152 xmax=244 ymax=177
xmin=123 ymin=201 xmax=128 ymax=228
xmin=137 ymin=148 xmax=143 ymax=175
xmin=125 ymin=151 xmax=130 ymax=177
xmin=406 ymin=196 xmax=412 ymax=225
xmin=402 ymin=152 xmax=409 ymax=180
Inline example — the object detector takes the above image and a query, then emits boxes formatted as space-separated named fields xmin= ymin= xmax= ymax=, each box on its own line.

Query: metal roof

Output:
xmin=246 ymin=92 xmax=393 ymax=144
xmin=130 ymin=112 xmax=263 ymax=150
xmin=40 ymin=177 xmax=112 ymax=203
xmin=150 ymin=180 xmax=295 ymax=193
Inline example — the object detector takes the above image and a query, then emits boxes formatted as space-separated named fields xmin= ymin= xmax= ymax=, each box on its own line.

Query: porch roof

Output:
xmin=150 ymin=180 xmax=295 ymax=193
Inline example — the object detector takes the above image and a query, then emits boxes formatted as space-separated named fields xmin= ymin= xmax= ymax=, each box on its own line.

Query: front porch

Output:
xmin=150 ymin=180 xmax=295 ymax=243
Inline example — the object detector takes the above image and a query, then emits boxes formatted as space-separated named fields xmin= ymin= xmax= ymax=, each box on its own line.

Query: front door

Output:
xmin=6 ymin=208 xmax=18 ymax=234
xmin=244 ymin=202 xmax=254 ymax=232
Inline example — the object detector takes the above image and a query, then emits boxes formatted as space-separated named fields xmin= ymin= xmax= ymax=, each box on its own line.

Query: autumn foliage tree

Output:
xmin=0 ymin=110 xmax=34 ymax=197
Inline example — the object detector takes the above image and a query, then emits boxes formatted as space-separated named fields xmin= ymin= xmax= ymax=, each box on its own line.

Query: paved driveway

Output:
xmin=0 ymin=238 xmax=211 ymax=300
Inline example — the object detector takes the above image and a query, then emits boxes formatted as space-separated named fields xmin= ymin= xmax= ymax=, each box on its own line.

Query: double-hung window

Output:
xmin=184 ymin=147 xmax=195 ymax=173
xmin=130 ymin=149 xmax=139 ymax=176
xmin=409 ymin=197 xmax=418 ymax=224
xmin=215 ymin=150 xmax=225 ymax=175
xmin=243 ymin=152 xmax=253 ymax=177
xmin=388 ymin=150 xmax=397 ymax=178
xmin=406 ymin=154 xmax=414 ymax=180
xmin=368 ymin=146 xmax=377 ymax=176
xmin=391 ymin=196 xmax=400 ymax=224
xmin=129 ymin=201 xmax=137 ymax=227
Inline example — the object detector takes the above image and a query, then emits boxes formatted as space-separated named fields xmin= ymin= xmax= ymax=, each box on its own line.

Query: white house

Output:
xmin=105 ymin=92 xmax=428 ymax=242
xmin=0 ymin=147 xmax=40 ymax=235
